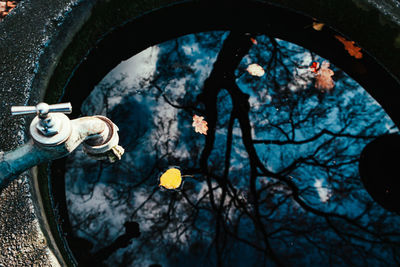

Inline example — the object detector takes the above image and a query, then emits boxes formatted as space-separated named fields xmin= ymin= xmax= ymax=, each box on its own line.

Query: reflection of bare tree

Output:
xmin=68 ymin=220 xmax=140 ymax=265
xmin=64 ymin=31 xmax=400 ymax=266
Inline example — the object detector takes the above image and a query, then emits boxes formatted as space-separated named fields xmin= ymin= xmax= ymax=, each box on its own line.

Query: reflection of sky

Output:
xmin=107 ymin=46 xmax=160 ymax=88
xmin=66 ymin=31 xmax=400 ymax=266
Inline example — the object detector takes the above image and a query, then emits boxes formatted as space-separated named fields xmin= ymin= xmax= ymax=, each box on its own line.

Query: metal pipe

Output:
xmin=0 ymin=115 xmax=124 ymax=191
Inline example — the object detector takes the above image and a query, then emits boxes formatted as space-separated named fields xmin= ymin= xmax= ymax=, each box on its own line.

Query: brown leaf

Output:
xmin=192 ymin=115 xmax=208 ymax=135
xmin=0 ymin=1 xmax=17 ymax=19
xmin=7 ymin=1 xmax=17 ymax=8
xmin=315 ymin=61 xmax=335 ymax=91
xmin=335 ymin=35 xmax=363 ymax=59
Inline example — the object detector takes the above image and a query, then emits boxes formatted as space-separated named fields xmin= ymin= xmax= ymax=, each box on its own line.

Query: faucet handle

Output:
xmin=11 ymin=102 xmax=72 ymax=118
xmin=11 ymin=102 xmax=73 ymax=140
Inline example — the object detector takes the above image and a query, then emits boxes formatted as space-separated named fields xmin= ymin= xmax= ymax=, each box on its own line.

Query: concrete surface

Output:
xmin=0 ymin=0 xmax=94 ymax=265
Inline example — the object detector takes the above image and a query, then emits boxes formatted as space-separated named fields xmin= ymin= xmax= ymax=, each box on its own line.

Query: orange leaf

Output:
xmin=312 ymin=22 xmax=325 ymax=31
xmin=250 ymin=37 xmax=258 ymax=45
xmin=335 ymin=35 xmax=363 ymax=59
xmin=192 ymin=115 xmax=208 ymax=135
xmin=315 ymin=61 xmax=335 ymax=91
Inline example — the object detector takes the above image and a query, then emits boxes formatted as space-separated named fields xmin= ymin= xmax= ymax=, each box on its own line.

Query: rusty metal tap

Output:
xmin=0 ymin=102 xmax=124 ymax=190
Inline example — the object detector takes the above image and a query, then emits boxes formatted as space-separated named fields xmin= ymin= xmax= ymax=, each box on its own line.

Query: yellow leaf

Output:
xmin=247 ymin=64 xmax=265 ymax=77
xmin=159 ymin=168 xmax=182 ymax=190
xmin=312 ymin=22 xmax=325 ymax=31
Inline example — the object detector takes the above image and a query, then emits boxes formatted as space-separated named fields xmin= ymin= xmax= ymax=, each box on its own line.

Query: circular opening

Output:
xmin=46 ymin=2 xmax=400 ymax=266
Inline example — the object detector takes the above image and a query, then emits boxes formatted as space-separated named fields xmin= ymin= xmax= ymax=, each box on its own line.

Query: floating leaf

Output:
xmin=315 ymin=61 xmax=335 ymax=91
xmin=310 ymin=62 xmax=320 ymax=73
xmin=192 ymin=115 xmax=208 ymax=135
xmin=159 ymin=168 xmax=182 ymax=190
xmin=247 ymin=63 xmax=265 ymax=77
xmin=335 ymin=35 xmax=363 ymax=59
xmin=312 ymin=22 xmax=325 ymax=31
xmin=250 ymin=37 xmax=258 ymax=45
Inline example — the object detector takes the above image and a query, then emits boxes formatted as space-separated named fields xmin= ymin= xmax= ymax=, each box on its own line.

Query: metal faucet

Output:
xmin=0 ymin=102 xmax=124 ymax=190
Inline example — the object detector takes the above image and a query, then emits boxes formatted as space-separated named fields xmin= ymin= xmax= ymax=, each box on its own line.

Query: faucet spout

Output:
xmin=0 ymin=104 xmax=124 ymax=191
xmin=78 ymin=116 xmax=125 ymax=163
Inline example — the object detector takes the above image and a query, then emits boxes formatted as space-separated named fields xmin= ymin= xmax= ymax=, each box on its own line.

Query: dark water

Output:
xmin=62 ymin=31 xmax=400 ymax=266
